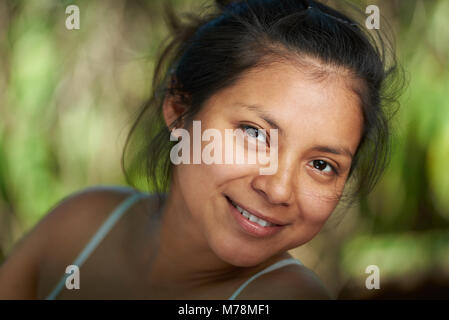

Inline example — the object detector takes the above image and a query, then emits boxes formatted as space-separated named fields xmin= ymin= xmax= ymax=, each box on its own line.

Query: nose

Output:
xmin=251 ymin=155 xmax=296 ymax=206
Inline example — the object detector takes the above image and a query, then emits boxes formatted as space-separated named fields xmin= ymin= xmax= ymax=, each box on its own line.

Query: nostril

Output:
xmin=256 ymin=189 xmax=267 ymax=199
xmin=256 ymin=188 xmax=291 ymax=207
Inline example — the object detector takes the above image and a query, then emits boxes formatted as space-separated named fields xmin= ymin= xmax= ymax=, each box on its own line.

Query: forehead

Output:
xmin=204 ymin=61 xmax=364 ymax=147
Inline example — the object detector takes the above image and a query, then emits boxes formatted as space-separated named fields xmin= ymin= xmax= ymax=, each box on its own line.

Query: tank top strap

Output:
xmin=45 ymin=191 xmax=148 ymax=300
xmin=227 ymin=257 xmax=303 ymax=300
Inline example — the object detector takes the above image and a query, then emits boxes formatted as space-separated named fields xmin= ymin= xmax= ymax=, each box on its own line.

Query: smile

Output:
xmin=225 ymin=195 xmax=287 ymax=238
xmin=229 ymin=199 xmax=276 ymax=227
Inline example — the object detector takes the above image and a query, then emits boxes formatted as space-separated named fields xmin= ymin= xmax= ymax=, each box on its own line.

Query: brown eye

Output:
xmin=309 ymin=160 xmax=335 ymax=174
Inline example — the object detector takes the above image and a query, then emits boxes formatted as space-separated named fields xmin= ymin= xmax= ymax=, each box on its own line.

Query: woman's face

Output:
xmin=168 ymin=61 xmax=363 ymax=267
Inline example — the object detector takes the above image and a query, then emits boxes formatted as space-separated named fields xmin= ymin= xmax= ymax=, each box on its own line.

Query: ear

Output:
xmin=162 ymin=81 xmax=188 ymax=130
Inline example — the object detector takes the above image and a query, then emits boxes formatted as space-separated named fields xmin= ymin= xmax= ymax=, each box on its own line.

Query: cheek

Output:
xmin=206 ymin=163 xmax=257 ymax=184
xmin=173 ymin=163 xmax=215 ymax=224
xmin=174 ymin=160 xmax=247 ymax=213
xmin=283 ymin=196 xmax=338 ymax=249
xmin=298 ymin=194 xmax=339 ymax=230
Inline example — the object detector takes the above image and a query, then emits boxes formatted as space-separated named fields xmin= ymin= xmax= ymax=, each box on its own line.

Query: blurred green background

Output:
xmin=0 ymin=0 xmax=448 ymax=298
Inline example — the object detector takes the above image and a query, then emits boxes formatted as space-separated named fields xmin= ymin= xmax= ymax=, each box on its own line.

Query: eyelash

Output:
xmin=239 ymin=124 xmax=269 ymax=145
xmin=309 ymin=160 xmax=340 ymax=177
xmin=238 ymin=124 xmax=340 ymax=177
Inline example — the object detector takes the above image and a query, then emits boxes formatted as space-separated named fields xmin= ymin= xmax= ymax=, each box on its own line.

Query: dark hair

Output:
xmin=121 ymin=0 xmax=404 ymax=206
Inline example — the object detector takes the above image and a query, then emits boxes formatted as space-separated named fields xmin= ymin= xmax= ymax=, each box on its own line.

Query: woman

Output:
xmin=0 ymin=0 xmax=402 ymax=299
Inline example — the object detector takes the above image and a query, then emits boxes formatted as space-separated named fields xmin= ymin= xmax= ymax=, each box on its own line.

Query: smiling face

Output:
xmin=164 ymin=60 xmax=364 ymax=267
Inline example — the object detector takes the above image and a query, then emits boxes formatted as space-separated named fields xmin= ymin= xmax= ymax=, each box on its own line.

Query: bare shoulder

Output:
xmin=236 ymin=261 xmax=333 ymax=300
xmin=33 ymin=185 xmax=143 ymax=262
xmin=39 ymin=185 xmax=141 ymax=237
xmin=0 ymin=185 xmax=141 ymax=299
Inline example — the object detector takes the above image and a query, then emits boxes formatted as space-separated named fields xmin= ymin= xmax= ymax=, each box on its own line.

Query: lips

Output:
xmin=225 ymin=195 xmax=288 ymax=238
xmin=225 ymin=195 xmax=287 ymax=226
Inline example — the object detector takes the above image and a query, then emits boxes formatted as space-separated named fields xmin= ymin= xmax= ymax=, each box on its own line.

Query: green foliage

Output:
xmin=0 ymin=0 xmax=448 ymax=294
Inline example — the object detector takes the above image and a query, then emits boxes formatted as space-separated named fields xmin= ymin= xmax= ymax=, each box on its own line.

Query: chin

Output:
xmin=207 ymin=235 xmax=277 ymax=267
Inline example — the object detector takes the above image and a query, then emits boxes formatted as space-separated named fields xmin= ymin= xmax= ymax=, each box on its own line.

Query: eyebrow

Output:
xmin=234 ymin=103 xmax=284 ymax=135
xmin=310 ymin=145 xmax=354 ymax=159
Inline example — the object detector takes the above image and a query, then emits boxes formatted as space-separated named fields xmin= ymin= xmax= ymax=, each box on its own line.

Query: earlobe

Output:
xmin=162 ymin=93 xmax=187 ymax=130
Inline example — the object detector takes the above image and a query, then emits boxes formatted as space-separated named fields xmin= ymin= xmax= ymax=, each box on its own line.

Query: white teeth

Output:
xmin=232 ymin=202 xmax=274 ymax=227
xmin=258 ymin=220 xmax=269 ymax=227
xmin=249 ymin=215 xmax=258 ymax=223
